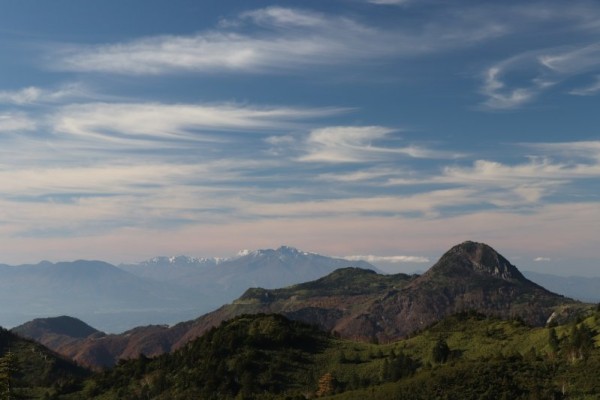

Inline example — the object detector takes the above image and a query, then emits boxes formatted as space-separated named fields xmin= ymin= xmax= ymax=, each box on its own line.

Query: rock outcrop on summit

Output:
xmin=353 ymin=241 xmax=567 ymax=341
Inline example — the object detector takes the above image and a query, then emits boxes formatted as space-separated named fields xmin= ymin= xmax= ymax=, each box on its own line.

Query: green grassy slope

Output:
xmin=60 ymin=305 xmax=600 ymax=400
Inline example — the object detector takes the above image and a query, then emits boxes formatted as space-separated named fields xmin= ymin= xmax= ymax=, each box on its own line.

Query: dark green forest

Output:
xmin=2 ymin=307 xmax=600 ymax=399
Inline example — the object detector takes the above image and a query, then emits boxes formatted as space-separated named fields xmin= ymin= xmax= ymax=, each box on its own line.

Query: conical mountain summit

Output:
xmin=425 ymin=240 xmax=528 ymax=282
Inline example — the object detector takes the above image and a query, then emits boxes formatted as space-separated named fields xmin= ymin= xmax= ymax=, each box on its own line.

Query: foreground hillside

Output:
xmin=14 ymin=241 xmax=579 ymax=369
xmin=0 ymin=327 xmax=89 ymax=399
xmin=60 ymin=309 xmax=600 ymax=399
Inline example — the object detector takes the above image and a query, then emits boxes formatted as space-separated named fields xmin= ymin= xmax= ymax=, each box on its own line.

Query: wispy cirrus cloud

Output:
xmin=51 ymin=6 xmax=512 ymax=76
xmin=570 ymin=75 xmax=600 ymax=96
xmin=374 ymin=139 xmax=600 ymax=211
xmin=442 ymin=157 xmax=600 ymax=185
xmin=51 ymin=102 xmax=343 ymax=147
xmin=469 ymin=0 xmax=600 ymax=109
xmin=539 ymin=43 xmax=600 ymax=74
xmin=480 ymin=63 xmax=542 ymax=109
xmin=298 ymin=126 xmax=458 ymax=163
xmin=0 ymin=83 xmax=91 ymax=105
xmin=0 ymin=112 xmax=37 ymax=133
xmin=480 ymin=43 xmax=600 ymax=109
xmin=0 ymin=163 xmax=208 ymax=196
xmin=440 ymin=159 xmax=572 ymax=204
xmin=53 ymin=7 xmax=388 ymax=75
xmin=316 ymin=168 xmax=397 ymax=182
xmin=526 ymin=141 xmax=600 ymax=160
xmin=242 ymin=188 xmax=480 ymax=218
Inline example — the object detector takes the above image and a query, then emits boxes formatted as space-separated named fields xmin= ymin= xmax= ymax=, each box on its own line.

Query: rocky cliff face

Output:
xmin=350 ymin=241 xmax=565 ymax=341
xmin=422 ymin=241 xmax=530 ymax=282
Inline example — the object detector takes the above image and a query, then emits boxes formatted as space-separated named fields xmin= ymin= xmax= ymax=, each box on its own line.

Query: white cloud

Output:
xmin=53 ymin=6 xmax=513 ymax=76
xmin=481 ymin=65 xmax=538 ymax=109
xmin=300 ymin=126 xmax=396 ymax=163
xmin=54 ymin=8 xmax=389 ymax=75
xmin=264 ymin=135 xmax=296 ymax=145
xmin=240 ymin=7 xmax=326 ymax=27
xmin=299 ymin=126 xmax=456 ymax=163
xmin=0 ymin=163 xmax=206 ymax=195
xmin=539 ymin=43 xmax=600 ymax=74
xmin=0 ymin=87 xmax=43 ymax=105
xmin=52 ymin=102 xmax=341 ymax=146
xmin=481 ymin=43 xmax=600 ymax=109
xmin=0 ymin=113 xmax=36 ymax=132
xmin=344 ymin=254 xmax=429 ymax=263
xmin=473 ymin=1 xmax=600 ymax=109
xmin=0 ymin=160 xmax=259 ymax=237
xmin=525 ymin=141 xmax=600 ymax=161
xmin=440 ymin=157 xmax=600 ymax=204
xmin=570 ymin=75 xmax=600 ymax=96
xmin=382 ymin=146 xmax=600 ymax=207
xmin=534 ymin=257 xmax=551 ymax=262
xmin=0 ymin=84 xmax=90 ymax=105
xmin=317 ymin=168 xmax=396 ymax=182
xmin=243 ymin=188 xmax=480 ymax=218
xmin=443 ymin=158 xmax=600 ymax=183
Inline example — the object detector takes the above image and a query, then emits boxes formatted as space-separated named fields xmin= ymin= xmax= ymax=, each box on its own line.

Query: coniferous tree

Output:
xmin=548 ymin=328 xmax=560 ymax=355
xmin=0 ymin=351 xmax=18 ymax=400
xmin=432 ymin=337 xmax=450 ymax=364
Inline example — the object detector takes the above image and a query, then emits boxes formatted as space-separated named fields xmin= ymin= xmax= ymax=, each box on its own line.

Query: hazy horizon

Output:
xmin=0 ymin=241 xmax=597 ymax=278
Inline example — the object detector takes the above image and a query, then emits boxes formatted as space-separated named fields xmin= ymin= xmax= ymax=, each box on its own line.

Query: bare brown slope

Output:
xmin=334 ymin=241 xmax=570 ymax=342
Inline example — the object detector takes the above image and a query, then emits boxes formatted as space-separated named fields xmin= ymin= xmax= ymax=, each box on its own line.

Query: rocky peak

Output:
xmin=428 ymin=241 xmax=527 ymax=282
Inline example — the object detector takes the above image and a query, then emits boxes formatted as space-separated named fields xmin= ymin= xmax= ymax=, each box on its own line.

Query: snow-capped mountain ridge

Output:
xmin=139 ymin=246 xmax=316 ymax=267
xmin=237 ymin=246 xmax=316 ymax=260
xmin=142 ymin=255 xmax=228 ymax=267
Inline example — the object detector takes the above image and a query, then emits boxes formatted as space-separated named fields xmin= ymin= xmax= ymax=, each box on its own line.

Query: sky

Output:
xmin=0 ymin=0 xmax=599 ymax=275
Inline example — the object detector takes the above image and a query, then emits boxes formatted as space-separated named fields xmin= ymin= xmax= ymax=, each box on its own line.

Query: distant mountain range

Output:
xmin=1 ymin=243 xmax=597 ymax=335
xmin=0 ymin=246 xmax=375 ymax=332
xmin=12 ymin=241 xmax=584 ymax=370
xmin=0 ymin=260 xmax=204 ymax=332
xmin=120 ymin=245 xmax=375 ymax=293
xmin=522 ymin=270 xmax=600 ymax=303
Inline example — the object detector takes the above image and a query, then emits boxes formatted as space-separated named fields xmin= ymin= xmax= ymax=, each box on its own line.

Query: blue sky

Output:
xmin=0 ymin=0 xmax=599 ymax=275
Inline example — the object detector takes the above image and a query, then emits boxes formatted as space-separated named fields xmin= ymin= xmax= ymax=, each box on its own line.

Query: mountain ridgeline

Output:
xmin=13 ymin=241 xmax=579 ymax=370
xmin=212 ymin=241 xmax=570 ymax=342
xmin=0 ymin=246 xmax=376 ymax=333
